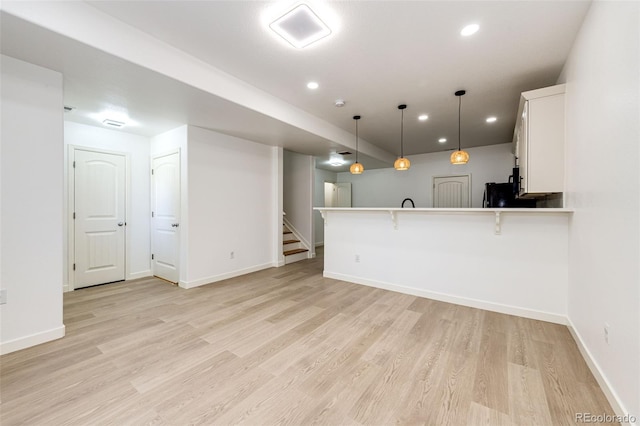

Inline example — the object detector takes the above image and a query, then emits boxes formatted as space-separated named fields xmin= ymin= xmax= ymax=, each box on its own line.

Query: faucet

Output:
xmin=401 ymin=198 xmax=415 ymax=208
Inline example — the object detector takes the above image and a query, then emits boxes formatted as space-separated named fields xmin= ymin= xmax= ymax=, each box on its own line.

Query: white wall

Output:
xmin=337 ymin=144 xmax=514 ymax=208
xmin=313 ymin=167 xmax=337 ymax=246
xmin=560 ymin=1 xmax=640 ymax=419
xmin=182 ymin=126 xmax=278 ymax=288
xmin=283 ymin=150 xmax=313 ymax=251
xmin=0 ymin=55 xmax=65 ymax=354
xmin=322 ymin=209 xmax=569 ymax=323
xmin=64 ymin=122 xmax=152 ymax=288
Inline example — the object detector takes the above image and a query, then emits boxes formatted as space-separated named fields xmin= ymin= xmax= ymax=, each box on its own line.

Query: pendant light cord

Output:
xmin=458 ymin=95 xmax=462 ymax=151
xmin=400 ymin=108 xmax=405 ymax=158
xmin=355 ymin=119 xmax=359 ymax=163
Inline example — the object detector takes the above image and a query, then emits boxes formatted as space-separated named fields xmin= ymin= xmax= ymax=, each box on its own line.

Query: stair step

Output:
xmin=283 ymin=239 xmax=300 ymax=244
xmin=284 ymin=248 xmax=308 ymax=256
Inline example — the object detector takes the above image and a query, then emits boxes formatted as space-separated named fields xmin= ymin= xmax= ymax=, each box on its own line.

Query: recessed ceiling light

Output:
xmin=418 ymin=114 xmax=429 ymax=121
xmin=486 ymin=116 xmax=497 ymax=123
xmin=269 ymin=4 xmax=332 ymax=49
xmin=438 ymin=138 xmax=447 ymax=143
xmin=307 ymin=81 xmax=319 ymax=89
xmin=461 ymin=23 xmax=479 ymax=36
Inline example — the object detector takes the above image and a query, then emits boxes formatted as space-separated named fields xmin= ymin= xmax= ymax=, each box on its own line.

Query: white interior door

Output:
xmin=324 ymin=182 xmax=335 ymax=207
xmin=433 ymin=175 xmax=471 ymax=208
xmin=151 ymin=152 xmax=180 ymax=283
xmin=335 ymin=182 xmax=352 ymax=207
xmin=74 ymin=149 xmax=126 ymax=289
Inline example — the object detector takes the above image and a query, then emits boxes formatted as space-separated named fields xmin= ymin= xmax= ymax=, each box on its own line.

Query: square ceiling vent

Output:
xmin=269 ymin=4 xmax=332 ymax=48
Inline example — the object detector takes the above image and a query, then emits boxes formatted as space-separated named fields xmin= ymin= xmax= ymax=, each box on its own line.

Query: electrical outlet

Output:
xmin=0 ymin=289 xmax=7 ymax=305
xmin=230 ymin=251 xmax=235 ymax=260
xmin=604 ymin=323 xmax=610 ymax=344
xmin=355 ymin=254 xmax=360 ymax=263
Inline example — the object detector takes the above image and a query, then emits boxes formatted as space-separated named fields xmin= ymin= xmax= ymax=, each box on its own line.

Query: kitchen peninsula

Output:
xmin=315 ymin=207 xmax=573 ymax=324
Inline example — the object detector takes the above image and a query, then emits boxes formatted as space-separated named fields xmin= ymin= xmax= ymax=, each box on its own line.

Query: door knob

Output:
xmin=118 ymin=222 xmax=124 ymax=226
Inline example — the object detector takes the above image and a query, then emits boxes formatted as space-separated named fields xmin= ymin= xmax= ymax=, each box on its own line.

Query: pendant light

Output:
xmin=451 ymin=90 xmax=470 ymax=165
xmin=350 ymin=115 xmax=364 ymax=174
xmin=394 ymin=104 xmax=410 ymax=171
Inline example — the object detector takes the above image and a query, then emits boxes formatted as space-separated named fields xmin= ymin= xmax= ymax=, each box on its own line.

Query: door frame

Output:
xmin=67 ymin=145 xmax=131 ymax=291
xmin=432 ymin=174 xmax=472 ymax=208
xmin=150 ymin=148 xmax=181 ymax=284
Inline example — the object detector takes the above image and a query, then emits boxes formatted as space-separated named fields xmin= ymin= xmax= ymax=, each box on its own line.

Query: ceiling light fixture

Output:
xmin=350 ymin=115 xmax=364 ymax=175
xmin=103 ymin=119 xmax=125 ymax=128
xmin=394 ymin=104 xmax=410 ymax=171
xmin=461 ymin=23 xmax=479 ymax=36
xmin=451 ymin=90 xmax=470 ymax=165
xmin=439 ymin=138 xmax=447 ymax=143
xmin=329 ymin=153 xmax=345 ymax=167
xmin=486 ymin=116 xmax=497 ymax=123
xmin=269 ymin=4 xmax=332 ymax=49
xmin=307 ymin=81 xmax=319 ymax=89
xmin=418 ymin=114 xmax=429 ymax=121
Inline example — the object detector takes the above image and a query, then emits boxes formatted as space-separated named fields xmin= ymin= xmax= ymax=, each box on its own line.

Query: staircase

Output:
xmin=283 ymin=224 xmax=309 ymax=264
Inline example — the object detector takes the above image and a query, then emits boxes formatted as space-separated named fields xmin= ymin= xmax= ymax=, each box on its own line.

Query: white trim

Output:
xmin=0 ymin=326 xmax=65 ymax=355
xmin=273 ymin=147 xmax=284 ymax=267
xmin=323 ymin=271 xmax=567 ymax=325
xmin=68 ymin=145 xmax=130 ymax=291
xmin=127 ymin=270 xmax=152 ymax=280
xmin=179 ymin=262 xmax=274 ymax=289
xmin=566 ymin=319 xmax=632 ymax=423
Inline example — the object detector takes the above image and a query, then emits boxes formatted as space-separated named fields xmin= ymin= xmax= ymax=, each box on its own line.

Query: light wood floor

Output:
xmin=1 ymin=252 xmax=615 ymax=425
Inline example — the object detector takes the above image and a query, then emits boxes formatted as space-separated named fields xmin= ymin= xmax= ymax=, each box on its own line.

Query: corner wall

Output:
xmin=560 ymin=1 xmax=640 ymax=419
xmin=337 ymin=143 xmax=514 ymax=208
xmin=183 ymin=126 xmax=278 ymax=288
xmin=0 ymin=55 xmax=65 ymax=354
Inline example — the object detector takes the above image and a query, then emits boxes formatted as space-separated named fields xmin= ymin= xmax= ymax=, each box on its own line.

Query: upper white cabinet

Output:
xmin=513 ymin=84 xmax=565 ymax=197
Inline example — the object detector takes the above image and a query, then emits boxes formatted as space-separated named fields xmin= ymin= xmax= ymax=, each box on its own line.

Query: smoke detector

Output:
xmin=334 ymin=99 xmax=345 ymax=107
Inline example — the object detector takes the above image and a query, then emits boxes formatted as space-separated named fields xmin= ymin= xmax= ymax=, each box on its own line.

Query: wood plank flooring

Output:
xmin=0 ymin=251 xmax=616 ymax=425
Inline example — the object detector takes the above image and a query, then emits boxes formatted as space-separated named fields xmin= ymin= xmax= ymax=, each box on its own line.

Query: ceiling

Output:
xmin=0 ymin=1 xmax=590 ymax=171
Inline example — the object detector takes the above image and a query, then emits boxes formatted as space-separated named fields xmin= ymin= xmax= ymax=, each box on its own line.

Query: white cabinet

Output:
xmin=513 ymin=84 xmax=565 ymax=197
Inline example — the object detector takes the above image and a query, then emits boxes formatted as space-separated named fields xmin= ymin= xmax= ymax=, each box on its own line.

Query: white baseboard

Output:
xmin=0 ymin=325 xmax=66 ymax=355
xmin=127 ymin=270 xmax=152 ymax=280
xmin=273 ymin=259 xmax=285 ymax=267
xmin=179 ymin=262 xmax=274 ymax=289
xmin=567 ymin=319 xmax=633 ymax=424
xmin=323 ymin=271 xmax=567 ymax=325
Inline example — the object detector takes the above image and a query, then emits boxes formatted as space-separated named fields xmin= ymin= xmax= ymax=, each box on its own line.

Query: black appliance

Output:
xmin=484 ymin=182 xmax=536 ymax=208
